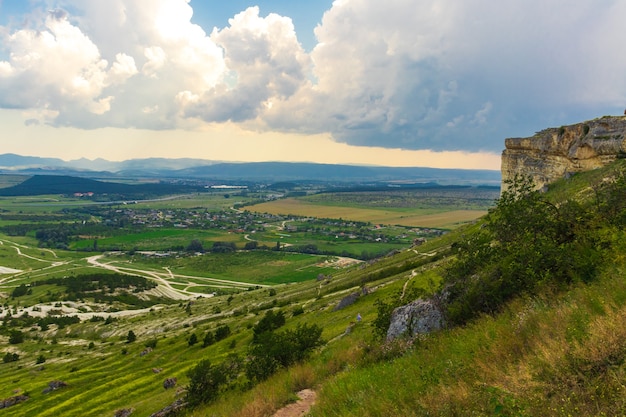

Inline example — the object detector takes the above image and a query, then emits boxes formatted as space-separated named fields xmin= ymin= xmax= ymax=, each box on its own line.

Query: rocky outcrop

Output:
xmin=149 ymin=399 xmax=187 ymax=417
xmin=501 ymin=116 xmax=626 ymax=190
xmin=43 ymin=380 xmax=68 ymax=393
xmin=386 ymin=297 xmax=446 ymax=341
xmin=0 ymin=394 xmax=29 ymax=409
xmin=333 ymin=287 xmax=369 ymax=311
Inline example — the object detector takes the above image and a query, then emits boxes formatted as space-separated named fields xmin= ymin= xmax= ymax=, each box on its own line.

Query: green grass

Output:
xmin=70 ymin=228 xmax=238 ymax=251
xmin=13 ymin=167 xmax=626 ymax=416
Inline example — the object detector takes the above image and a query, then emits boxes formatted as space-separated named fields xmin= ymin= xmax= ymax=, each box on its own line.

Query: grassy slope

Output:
xmin=4 ymin=165 xmax=626 ymax=416
xmin=189 ymin=163 xmax=626 ymax=416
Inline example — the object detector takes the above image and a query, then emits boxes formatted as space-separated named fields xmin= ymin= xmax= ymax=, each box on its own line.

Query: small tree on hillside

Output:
xmin=8 ymin=330 xmax=24 ymax=344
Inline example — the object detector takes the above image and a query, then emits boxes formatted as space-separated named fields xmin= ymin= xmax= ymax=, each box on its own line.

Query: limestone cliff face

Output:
xmin=501 ymin=116 xmax=626 ymax=190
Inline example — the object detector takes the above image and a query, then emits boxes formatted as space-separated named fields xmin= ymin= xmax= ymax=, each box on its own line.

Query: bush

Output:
xmin=3 ymin=352 xmax=19 ymax=363
xmin=215 ymin=325 xmax=231 ymax=341
xmin=252 ymin=310 xmax=285 ymax=342
xmin=246 ymin=323 xmax=324 ymax=382
xmin=186 ymin=239 xmax=204 ymax=253
xmin=8 ymin=330 xmax=24 ymax=344
xmin=444 ymin=175 xmax=605 ymax=325
xmin=202 ymin=331 xmax=215 ymax=347
xmin=126 ymin=330 xmax=136 ymax=343
xmin=188 ymin=333 xmax=198 ymax=346
xmin=11 ymin=284 xmax=29 ymax=298
xmin=186 ymin=355 xmax=241 ymax=407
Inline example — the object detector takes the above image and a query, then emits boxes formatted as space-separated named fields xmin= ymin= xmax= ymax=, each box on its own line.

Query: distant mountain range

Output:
xmin=0 ymin=153 xmax=501 ymax=185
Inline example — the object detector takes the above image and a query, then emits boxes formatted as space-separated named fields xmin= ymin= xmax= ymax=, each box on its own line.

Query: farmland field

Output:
xmin=247 ymin=187 xmax=499 ymax=228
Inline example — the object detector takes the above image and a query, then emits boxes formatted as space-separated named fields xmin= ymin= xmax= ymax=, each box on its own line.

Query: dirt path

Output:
xmin=272 ymin=389 xmax=316 ymax=417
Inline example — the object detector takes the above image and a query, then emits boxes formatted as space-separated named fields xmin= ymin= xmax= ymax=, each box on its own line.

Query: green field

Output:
xmin=248 ymin=188 xmax=498 ymax=228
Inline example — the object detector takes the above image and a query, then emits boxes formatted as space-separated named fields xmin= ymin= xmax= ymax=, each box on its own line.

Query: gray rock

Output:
xmin=150 ymin=398 xmax=187 ymax=417
xmin=163 ymin=377 xmax=177 ymax=389
xmin=386 ymin=297 xmax=446 ymax=341
xmin=334 ymin=287 xmax=369 ymax=311
xmin=42 ymin=380 xmax=68 ymax=394
xmin=114 ymin=408 xmax=134 ymax=417
xmin=0 ymin=394 xmax=29 ymax=409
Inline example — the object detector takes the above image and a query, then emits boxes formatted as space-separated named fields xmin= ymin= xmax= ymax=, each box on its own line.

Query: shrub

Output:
xmin=252 ymin=310 xmax=285 ymax=341
xmin=202 ymin=331 xmax=215 ymax=347
xmin=215 ymin=325 xmax=231 ymax=341
xmin=8 ymin=330 xmax=24 ymax=344
xmin=11 ymin=284 xmax=29 ymax=298
xmin=186 ymin=355 xmax=241 ymax=407
xmin=246 ymin=323 xmax=324 ymax=382
xmin=444 ymin=175 xmax=605 ymax=325
xmin=2 ymin=352 xmax=19 ymax=363
xmin=126 ymin=330 xmax=136 ymax=343
xmin=188 ymin=333 xmax=198 ymax=346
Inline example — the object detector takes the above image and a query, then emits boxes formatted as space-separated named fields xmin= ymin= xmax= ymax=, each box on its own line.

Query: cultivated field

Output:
xmin=248 ymin=188 xmax=499 ymax=228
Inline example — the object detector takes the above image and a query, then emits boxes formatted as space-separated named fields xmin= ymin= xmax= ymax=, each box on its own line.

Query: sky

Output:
xmin=0 ymin=0 xmax=625 ymax=170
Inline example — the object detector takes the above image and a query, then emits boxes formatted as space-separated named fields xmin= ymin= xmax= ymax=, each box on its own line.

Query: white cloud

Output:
xmin=0 ymin=12 xmax=109 ymax=112
xmin=142 ymin=46 xmax=166 ymax=78
xmin=1 ymin=0 xmax=625 ymax=153
xmin=107 ymin=53 xmax=137 ymax=85
xmin=179 ymin=7 xmax=310 ymax=123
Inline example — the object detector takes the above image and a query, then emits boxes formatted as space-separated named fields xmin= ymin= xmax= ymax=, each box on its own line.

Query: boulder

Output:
xmin=0 ymin=394 xmax=29 ymax=409
xmin=386 ymin=297 xmax=446 ymax=341
xmin=163 ymin=377 xmax=177 ymax=389
xmin=43 ymin=380 xmax=68 ymax=394
xmin=334 ymin=287 xmax=369 ymax=311
xmin=150 ymin=398 xmax=187 ymax=417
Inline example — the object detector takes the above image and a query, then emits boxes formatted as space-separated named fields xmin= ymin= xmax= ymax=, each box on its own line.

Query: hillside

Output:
xmin=0 ymin=175 xmax=204 ymax=197
xmin=1 ymin=161 xmax=626 ymax=416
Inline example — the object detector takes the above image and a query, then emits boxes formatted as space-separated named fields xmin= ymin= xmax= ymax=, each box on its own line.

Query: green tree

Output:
xmin=186 ymin=356 xmax=241 ymax=406
xmin=11 ymin=284 xmax=29 ymax=298
xmin=215 ymin=324 xmax=231 ymax=341
xmin=8 ymin=330 xmax=24 ymax=344
xmin=188 ymin=333 xmax=198 ymax=346
xmin=202 ymin=331 xmax=215 ymax=347
xmin=252 ymin=310 xmax=285 ymax=341
xmin=186 ymin=239 xmax=204 ymax=253
xmin=246 ymin=323 xmax=324 ymax=382
xmin=126 ymin=330 xmax=136 ymax=343
xmin=444 ymin=175 xmax=604 ymax=325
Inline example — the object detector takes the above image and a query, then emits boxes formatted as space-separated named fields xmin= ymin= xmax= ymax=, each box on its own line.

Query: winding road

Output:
xmin=0 ymin=238 xmax=267 ymax=300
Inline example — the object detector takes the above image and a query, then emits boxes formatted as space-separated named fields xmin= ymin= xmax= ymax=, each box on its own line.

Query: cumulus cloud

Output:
xmin=0 ymin=0 xmax=226 ymax=128
xmin=0 ymin=0 xmax=625 ymax=152
xmin=0 ymin=11 xmax=109 ymax=112
xmin=263 ymin=0 xmax=626 ymax=151
xmin=178 ymin=7 xmax=310 ymax=123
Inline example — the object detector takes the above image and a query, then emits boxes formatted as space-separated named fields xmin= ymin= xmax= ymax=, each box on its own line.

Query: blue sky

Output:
xmin=189 ymin=0 xmax=331 ymax=51
xmin=0 ymin=0 xmax=624 ymax=169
